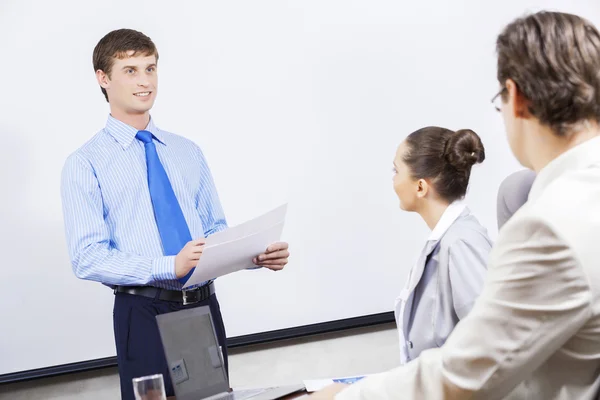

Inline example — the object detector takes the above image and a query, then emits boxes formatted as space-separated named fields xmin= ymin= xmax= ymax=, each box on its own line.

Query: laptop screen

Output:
xmin=156 ymin=306 xmax=230 ymax=400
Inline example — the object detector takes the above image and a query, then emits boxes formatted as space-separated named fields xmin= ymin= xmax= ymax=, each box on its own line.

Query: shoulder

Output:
xmin=439 ymin=211 xmax=493 ymax=254
xmin=493 ymin=167 xmax=600 ymax=300
xmin=497 ymin=169 xmax=537 ymax=227
xmin=489 ymin=204 xmax=590 ymax=303
xmin=530 ymin=166 xmax=600 ymax=221
xmin=158 ymin=128 xmax=208 ymax=160
xmin=62 ymin=129 xmax=108 ymax=173
xmin=510 ymin=167 xmax=600 ymax=264
xmin=498 ymin=169 xmax=537 ymax=193
xmin=159 ymin=128 xmax=196 ymax=146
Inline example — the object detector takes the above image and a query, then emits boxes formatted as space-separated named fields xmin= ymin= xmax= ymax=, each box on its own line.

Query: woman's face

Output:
xmin=392 ymin=141 xmax=421 ymax=211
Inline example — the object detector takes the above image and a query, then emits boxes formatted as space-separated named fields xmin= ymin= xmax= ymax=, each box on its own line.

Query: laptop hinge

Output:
xmin=202 ymin=391 xmax=233 ymax=400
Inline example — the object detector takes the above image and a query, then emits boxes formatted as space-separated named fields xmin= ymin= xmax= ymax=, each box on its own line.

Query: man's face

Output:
xmin=97 ymin=52 xmax=158 ymax=116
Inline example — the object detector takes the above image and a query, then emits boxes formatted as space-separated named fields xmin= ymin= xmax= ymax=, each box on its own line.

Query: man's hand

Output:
xmin=252 ymin=242 xmax=290 ymax=271
xmin=309 ymin=384 xmax=349 ymax=400
xmin=175 ymin=239 xmax=206 ymax=278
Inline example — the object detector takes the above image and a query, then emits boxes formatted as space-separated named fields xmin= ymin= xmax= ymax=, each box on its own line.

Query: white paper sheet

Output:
xmin=303 ymin=375 xmax=370 ymax=392
xmin=182 ymin=205 xmax=287 ymax=289
xmin=206 ymin=204 xmax=287 ymax=244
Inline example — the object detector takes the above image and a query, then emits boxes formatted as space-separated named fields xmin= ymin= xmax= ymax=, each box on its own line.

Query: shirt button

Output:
xmin=406 ymin=341 xmax=413 ymax=349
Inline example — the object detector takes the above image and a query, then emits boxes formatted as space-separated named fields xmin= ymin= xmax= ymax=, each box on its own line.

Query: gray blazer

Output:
xmin=396 ymin=207 xmax=492 ymax=364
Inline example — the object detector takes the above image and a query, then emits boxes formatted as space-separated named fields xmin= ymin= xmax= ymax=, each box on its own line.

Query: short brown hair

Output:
xmin=496 ymin=12 xmax=600 ymax=136
xmin=92 ymin=29 xmax=159 ymax=102
xmin=403 ymin=127 xmax=485 ymax=203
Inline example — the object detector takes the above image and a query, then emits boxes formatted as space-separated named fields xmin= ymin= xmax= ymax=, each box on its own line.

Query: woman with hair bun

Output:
xmin=391 ymin=126 xmax=492 ymax=364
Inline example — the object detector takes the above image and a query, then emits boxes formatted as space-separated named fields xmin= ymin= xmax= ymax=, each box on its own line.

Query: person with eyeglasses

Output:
xmin=311 ymin=10 xmax=600 ymax=400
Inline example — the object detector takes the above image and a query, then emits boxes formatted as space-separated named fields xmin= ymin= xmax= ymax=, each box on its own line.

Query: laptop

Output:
xmin=156 ymin=306 xmax=306 ymax=400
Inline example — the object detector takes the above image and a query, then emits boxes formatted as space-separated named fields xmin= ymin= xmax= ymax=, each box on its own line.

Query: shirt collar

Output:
xmin=528 ymin=135 xmax=600 ymax=202
xmin=104 ymin=114 xmax=166 ymax=149
xmin=427 ymin=201 xmax=468 ymax=241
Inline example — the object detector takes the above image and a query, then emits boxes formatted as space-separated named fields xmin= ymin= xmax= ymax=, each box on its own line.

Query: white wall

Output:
xmin=1 ymin=0 xmax=598 ymax=376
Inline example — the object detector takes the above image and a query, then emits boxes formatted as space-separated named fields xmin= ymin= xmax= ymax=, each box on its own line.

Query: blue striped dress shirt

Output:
xmin=60 ymin=115 xmax=228 ymax=290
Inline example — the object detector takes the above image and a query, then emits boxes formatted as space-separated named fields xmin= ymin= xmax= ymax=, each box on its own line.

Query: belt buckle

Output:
xmin=182 ymin=288 xmax=200 ymax=305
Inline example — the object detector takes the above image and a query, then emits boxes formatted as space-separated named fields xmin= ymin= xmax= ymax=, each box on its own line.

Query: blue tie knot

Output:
xmin=136 ymin=130 xmax=154 ymax=144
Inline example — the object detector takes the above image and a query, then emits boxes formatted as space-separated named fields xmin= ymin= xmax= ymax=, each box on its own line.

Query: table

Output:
xmin=166 ymin=389 xmax=308 ymax=400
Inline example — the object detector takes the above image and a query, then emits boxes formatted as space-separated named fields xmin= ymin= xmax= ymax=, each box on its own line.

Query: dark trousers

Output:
xmin=113 ymin=291 xmax=229 ymax=400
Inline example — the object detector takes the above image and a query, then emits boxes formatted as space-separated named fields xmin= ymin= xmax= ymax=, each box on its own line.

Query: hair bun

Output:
xmin=443 ymin=129 xmax=485 ymax=171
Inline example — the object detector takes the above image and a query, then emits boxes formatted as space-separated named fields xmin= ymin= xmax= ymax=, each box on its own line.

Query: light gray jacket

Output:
xmin=395 ymin=204 xmax=492 ymax=364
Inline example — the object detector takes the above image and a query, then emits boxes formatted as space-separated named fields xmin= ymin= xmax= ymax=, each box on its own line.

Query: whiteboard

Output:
xmin=1 ymin=0 xmax=598 ymax=376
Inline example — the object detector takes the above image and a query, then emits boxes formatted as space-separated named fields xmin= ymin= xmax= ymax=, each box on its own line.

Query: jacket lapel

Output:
xmin=401 ymin=239 xmax=439 ymax=334
xmin=407 ymin=239 xmax=438 ymax=294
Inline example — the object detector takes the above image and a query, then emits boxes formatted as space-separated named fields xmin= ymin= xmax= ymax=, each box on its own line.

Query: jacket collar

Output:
xmin=427 ymin=201 xmax=467 ymax=242
xmin=529 ymin=135 xmax=600 ymax=202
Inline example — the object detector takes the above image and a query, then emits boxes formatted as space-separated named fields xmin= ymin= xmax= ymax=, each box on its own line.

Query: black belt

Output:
xmin=114 ymin=282 xmax=215 ymax=305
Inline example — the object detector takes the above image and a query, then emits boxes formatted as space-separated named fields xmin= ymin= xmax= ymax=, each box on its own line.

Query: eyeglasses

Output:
xmin=491 ymin=87 xmax=507 ymax=112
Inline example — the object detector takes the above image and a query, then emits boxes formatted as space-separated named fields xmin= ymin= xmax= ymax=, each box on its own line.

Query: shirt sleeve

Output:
xmin=335 ymin=215 xmax=592 ymax=400
xmin=61 ymin=153 xmax=177 ymax=285
xmin=193 ymin=145 xmax=228 ymax=236
xmin=448 ymin=239 xmax=489 ymax=319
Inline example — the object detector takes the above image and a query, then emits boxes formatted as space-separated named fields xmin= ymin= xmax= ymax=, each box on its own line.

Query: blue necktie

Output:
xmin=136 ymin=130 xmax=195 ymax=284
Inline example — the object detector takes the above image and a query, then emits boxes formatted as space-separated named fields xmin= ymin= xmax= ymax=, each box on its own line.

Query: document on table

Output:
xmin=303 ymin=375 xmax=370 ymax=392
xmin=182 ymin=204 xmax=288 ymax=289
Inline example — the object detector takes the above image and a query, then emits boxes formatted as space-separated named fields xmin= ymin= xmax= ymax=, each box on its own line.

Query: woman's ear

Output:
xmin=416 ymin=179 xmax=429 ymax=199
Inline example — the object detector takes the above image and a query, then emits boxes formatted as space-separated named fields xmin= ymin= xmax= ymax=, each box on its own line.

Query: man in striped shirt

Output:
xmin=60 ymin=29 xmax=290 ymax=400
